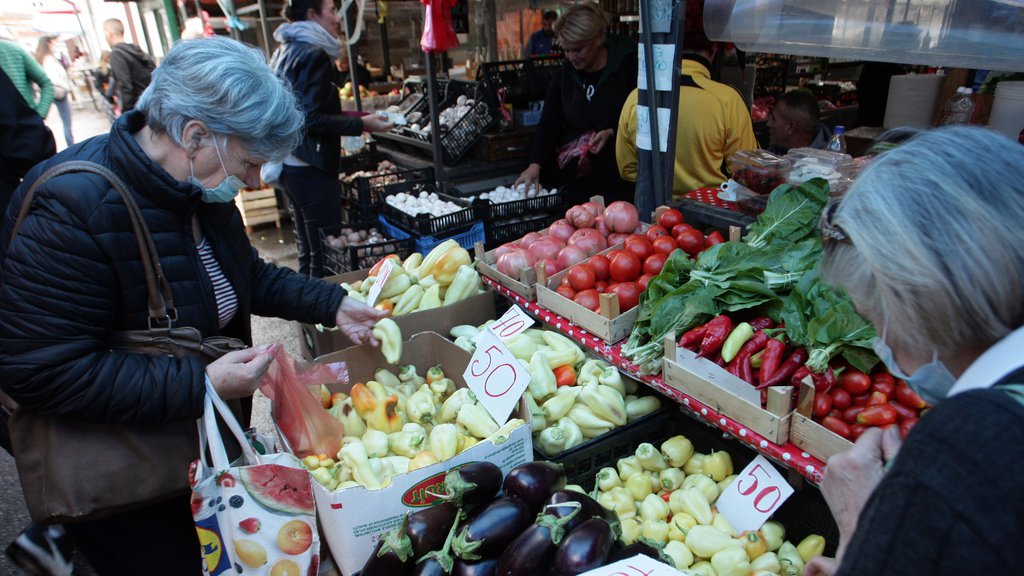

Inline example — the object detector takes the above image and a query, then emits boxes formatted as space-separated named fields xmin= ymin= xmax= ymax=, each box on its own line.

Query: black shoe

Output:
xmin=5 ymin=524 xmax=75 ymax=576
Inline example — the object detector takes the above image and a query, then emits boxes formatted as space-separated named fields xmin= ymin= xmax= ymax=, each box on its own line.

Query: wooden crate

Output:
xmin=474 ymin=241 xmax=540 ymax=301
xmin=535 ymin=252 xmax=640 ymax=343
xmin=235 ymin=187 xmax=281 ymax=232
xmin=790 ymin=379 xmax=853 ymax=462
xmin=660 ymin=334 xmax=794 ymax=444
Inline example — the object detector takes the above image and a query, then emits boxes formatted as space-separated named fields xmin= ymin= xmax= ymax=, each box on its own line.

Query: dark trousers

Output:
xmin=280 ymin=164 xmax=341 ymax=278
xmin=63 ymin=494 xmax=202 ymax=575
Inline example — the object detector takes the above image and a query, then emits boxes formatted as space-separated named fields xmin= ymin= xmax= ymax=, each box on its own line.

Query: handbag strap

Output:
xmin=10 ymin=161 xmax=178 ymax=327
xmin=200 ymin=377 xmax=261 ymax=470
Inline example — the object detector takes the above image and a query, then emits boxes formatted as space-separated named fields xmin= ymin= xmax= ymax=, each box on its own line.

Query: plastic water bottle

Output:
xmin=941 ymin=87 xmax=976 ymax=125
xmin=826 ymin=125 xmax=847 ymax=154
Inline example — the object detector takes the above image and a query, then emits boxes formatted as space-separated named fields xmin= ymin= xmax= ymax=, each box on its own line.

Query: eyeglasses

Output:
xmin=819 ymin=197 xmax=850 ymax=244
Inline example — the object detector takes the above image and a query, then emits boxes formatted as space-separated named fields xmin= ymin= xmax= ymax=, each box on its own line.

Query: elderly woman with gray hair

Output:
xmin=804 ymin=127 xmax=1024 ymax=576
xmin=0 ymin=36 xmax=384 ymax=574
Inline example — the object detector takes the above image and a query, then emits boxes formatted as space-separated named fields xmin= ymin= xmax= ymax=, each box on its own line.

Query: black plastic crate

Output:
xmin=480 ymin=56 xmax=564 ymax=109
xmin=320 ymin=227 xmax=415 ymax=275
xmin=486 ymin=212 xmax=559 ymax=249
xmin=379 ymin=187 xmax=480 ymax=237
xmin=485 ymin=190 xmax=565 ymax=221
xmin=342 ymin=166 xmax=434 ymax=206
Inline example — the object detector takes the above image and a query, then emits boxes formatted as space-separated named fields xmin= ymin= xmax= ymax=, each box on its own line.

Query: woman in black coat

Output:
xmin=270 ymin=0 xmax=392 ymax=278
xmin=0 ymin=37 xmax=384 ymax=575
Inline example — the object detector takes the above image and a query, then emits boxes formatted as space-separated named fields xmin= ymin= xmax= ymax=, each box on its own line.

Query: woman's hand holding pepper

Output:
xmin=206 ymin=344 xmax=278 ymax=400
xmin=336 ymin=296 xmax=388 ymax=345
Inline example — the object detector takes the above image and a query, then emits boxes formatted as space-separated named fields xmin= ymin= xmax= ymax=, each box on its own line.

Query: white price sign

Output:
xmin=474 ymin=305 xmax=535 ymax=343
xmin=463 ymin=328 xmax=531 ymax=425
xmin=366 ymin=258 xmax=395 ymax=307
xmin=579 ymin=554 xmax=678 ymax=576
xmin=716 ymin=455 xmax=795 ymax=534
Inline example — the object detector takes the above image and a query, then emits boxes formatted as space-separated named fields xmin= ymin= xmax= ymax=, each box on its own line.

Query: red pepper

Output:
xmin=748 ymin=316 xmax=774 ymax=331
xmin=888 ymin=400 xmax=918 ymax=421
xmin=756 ymin=348 xmax=808 ymax=389
xmin=728 ymin=330 xmax=769 ymax=385
xmin=758 ymin=338 xmax=787 ymax=383
xmin=790 ymin=365 xmax=812 ymax=387
xmin=823 ymin=367 xmax=838 ymax=392
xmin=842 ymin=405 xmax=866 ymax=424
xmin=850 ymin=423 xmax=868 ymax=440
xmin=898 ymin=417 xmax=919 ymax=439
xmin=660 ymin=491 xmax=674 ymax=503
xmin=697 ymin=315 xmax=733 ymax=358
xmin=895 ymin=380 xmax=928 ymax=410
xmin=857 ymin=403 xmax=899 ymax=426
xmin=821 ymin=415 xmax=852 ymax=439
xmin=679 ymin=325 xmax=708 ymax=351
xmin=866 ymin=391 xmax=889 ymax=406
xmin=738 ymin=356 xmax=754 ymax=385
xmin=812 ymin=392 xmax=832 ymax=418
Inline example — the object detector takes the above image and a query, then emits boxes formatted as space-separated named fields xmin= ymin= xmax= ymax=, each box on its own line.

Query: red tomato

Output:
xmin=851 ymin=393 xmax=870 ymax=407
xmin=651 ymin=235 xmax=678 ymax=255
xmin=842 ymin=405 xmax=866 ymax=424
xmin=671 ymin=223 xmax=693 ymax=237
xmin=567 ymin=264 xmax=596 ymax=291
xmin=609 ymin=251 xmax=642 ymax=282
xmin=556 ymin=285 xmax=576 ymax=299
xmin=611 ymin=281 xmax=641 ymax=311
xmin=638 ymin=273 xmax=653 ymax=291
xmin=849 ymin=424 xmax=868 ymax=440
xmin=643 ymin=252 xmax=668 ymax=276
xmin=560 ymin=276 xmax=573 ymax=288
xmin=812 ymin=392 xmax=833 ymax=418
xmin=839 ymin=370 xmax=872 ymax=396
xmin=605 ymin=249 xmax=624 ymax=260
xmin=872 ymin=373 xmax=896 ymax=397
xmin=646 ymin=225 xmax=669 ymax=242
xmin=624 ymin=236 xmax=655 ymax=261
xmin=704 ymin=230 xmax=725 ymax=248
xmin=573 ymin=289 xmax=600 ymax=311
xmin=589 ymin=254 xmax=610 ymax=280
xmin=658 ymin=208 xmax=685 ymax=230
xmin=595 ymin=280 xmax=608 ymax=292
xmin=829 ymin=387 xmax=852 ymax=411
xmin=821 ymin=416 xmax=851 ymax=439
xmin=675 ymin=229 xmax=705 ymax=257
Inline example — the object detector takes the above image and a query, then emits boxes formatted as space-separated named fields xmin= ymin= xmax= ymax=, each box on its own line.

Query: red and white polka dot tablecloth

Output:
xmin=482 ymin=276 xmax=826 ymax=484
xmin=682 ymin=187 xmax=739 ymax=211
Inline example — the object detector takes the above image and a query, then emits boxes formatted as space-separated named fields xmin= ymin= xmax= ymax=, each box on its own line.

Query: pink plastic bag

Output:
xmin=420 ymin=0 xmax=460 ymax=53
xmin=259 ymin=347 xmax=347 ymax=458
xmin=557 ymin=131 xmax=598 ymax=177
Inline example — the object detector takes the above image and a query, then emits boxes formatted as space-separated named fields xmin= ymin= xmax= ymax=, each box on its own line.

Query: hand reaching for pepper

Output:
xmin=336 ymin=296 xmax=388 ymax=346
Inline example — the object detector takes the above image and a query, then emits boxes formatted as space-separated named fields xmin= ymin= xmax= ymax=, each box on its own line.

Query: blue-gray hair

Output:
xmin=821 ymin=127 xmax=1024 ymax=359
xmin=136 ymin=36 xmax=303 ymax=162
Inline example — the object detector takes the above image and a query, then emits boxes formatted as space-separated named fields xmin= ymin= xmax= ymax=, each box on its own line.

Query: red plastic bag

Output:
xmin=420 ymin=0 xmax=460 ymax=53
xmin=259 ymin=347 xmax=348 ymax=458
xmin=557 ymin=131 xmax=598 ymax=177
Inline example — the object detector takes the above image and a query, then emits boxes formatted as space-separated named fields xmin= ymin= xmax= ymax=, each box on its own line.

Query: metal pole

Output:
xmin=636 ymin=0 xmax=663 ymax=214
xmin=377 ymin=5 xmax=392 ymax=80
xmin=341 ymin=4 xmax=363 ymax=112
xmin=425 ymin=51 xmax=447 ymax=195
xmin=257 ymin=0 xmax=271 ymax=55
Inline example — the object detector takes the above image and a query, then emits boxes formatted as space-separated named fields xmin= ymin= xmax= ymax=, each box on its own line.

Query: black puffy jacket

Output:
xmin=109 ymin=42 xmax=154 ymax=112
xmin=270 ymin=40 xmax=363 ymax=176
xmin=0 ymin=111 xmax=345 ymax=424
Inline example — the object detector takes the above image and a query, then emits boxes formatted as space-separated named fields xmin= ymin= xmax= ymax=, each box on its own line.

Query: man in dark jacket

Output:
xmin=0 ymin=68 xmax=55 ymax=211
xmin=767 ymin=89 xmax=832 ymax=154
xmin=104 ymin=18 xmax=155 ymax=112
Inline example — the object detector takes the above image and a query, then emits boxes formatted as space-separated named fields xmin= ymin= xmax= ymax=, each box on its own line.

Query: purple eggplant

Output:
xmin=452 ymin=557 xmax=499 ymax=576
xmin=412 ymin=558 xmax=450 ymax=576
xmin=495 ymin=506 xmax=581 ymax=576
xmin=452 ymin=497 xmax=532 ymax=560
xmin=502 ymin=461 xmax=566 ymax=514
xmin=554 ymin=518 xmax=614 ymax=576
xmin=361 ymin=516 xmax=414 ymax=576
xmin=413 ymin=505 xmax=463 ymax=576
xmin=543 ymin=490 xmax=614 ymax=534
xmin=408 ymin=501 xmax=459 ymax=558
xmin=444 ymin=462 xmax=503 ymax=511
xmin=609 ymin=540 xmax=670 ymax=565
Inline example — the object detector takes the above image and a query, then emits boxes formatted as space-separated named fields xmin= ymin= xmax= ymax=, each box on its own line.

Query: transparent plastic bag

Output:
xmin=259 ymin=347 xmax=348 ymax=458
xmin=557 ymin=130 xmax=597 ymax=177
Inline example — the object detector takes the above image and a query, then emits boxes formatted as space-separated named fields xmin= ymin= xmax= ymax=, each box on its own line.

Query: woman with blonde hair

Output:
xmin=35 ymin=36 xmax=73 ymax=147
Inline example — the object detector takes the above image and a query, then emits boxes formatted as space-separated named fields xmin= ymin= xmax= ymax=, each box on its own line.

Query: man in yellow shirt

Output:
xmin=615 ymin=0 xmax=757 ymax=196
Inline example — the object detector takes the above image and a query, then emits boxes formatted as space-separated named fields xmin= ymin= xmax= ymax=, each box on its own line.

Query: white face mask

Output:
xmin=188 ymin=134 xmax=245 ymax=203
xmin=872 ymin=333 xmax=956 ymax=404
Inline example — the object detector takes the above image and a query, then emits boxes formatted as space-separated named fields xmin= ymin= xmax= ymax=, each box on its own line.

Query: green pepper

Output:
xmin=456 ymin=403 xmax=499 ymax=439
xmin=528 ymin=352 xmax=558 ymax=402
xmin=555 ymin=417 xmax=584 ymax=449
xmin=578 ymin=381 xmax=627 ymax=426
xmin=721 ymin=322 xmax=754 ymax=363
xmin=504 ymin=334 xmax=538 ymax=362
xmin=598 ymin=367 xmax=626 ymax=395
xmin=537 ymin=426 xmax=567 ymax=455
xmin=388 ymin=423 xmax=428 ymax=458
xmin=406 ymin=384 xmax=437 ymax=426
xmin=373 ymin=318 xmax=402 ymax=364
xmin=428 ymin=423 xmax=458 ymax=461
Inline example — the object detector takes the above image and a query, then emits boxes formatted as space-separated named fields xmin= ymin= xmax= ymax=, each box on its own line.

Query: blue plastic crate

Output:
xmin=378 ymin=216 xmax=486 ymax=255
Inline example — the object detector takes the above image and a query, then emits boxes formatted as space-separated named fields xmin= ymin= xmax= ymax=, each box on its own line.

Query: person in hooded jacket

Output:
xmin=0 ymin=36 xmax=386 ymax=575
xmin=271 ymin=0 xmax=393 ymax=278
xmin=103 ymin=18 xmax=154 ymax=113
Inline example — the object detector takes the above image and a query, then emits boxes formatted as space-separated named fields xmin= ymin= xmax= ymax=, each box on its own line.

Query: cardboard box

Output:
xmin=790 ymin=379 xmax=853 ymax=462
xmin=311 ymin=332 xmax=532 ymax=576
xmin=297 ymin=270 xmax=497 ymax=360
xmin=660 ymin=334 xmax=793 ymax=444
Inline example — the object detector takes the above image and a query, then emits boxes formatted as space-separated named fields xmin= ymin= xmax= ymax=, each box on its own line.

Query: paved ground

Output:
xmin=0 ymin=104 xmax=306 ymax=575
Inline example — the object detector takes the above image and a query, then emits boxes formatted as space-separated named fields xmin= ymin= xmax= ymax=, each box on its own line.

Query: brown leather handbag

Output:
xmin=3 ymin=160 xmax=248 ymax=523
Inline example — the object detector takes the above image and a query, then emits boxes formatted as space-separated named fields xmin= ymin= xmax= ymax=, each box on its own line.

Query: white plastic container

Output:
xmin=704 ymin=0 xmax=1024 ymax=72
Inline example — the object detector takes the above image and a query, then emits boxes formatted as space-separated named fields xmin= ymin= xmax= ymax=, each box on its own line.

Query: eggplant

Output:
xmin=361 ymin=516 xmax=414 ymax=576
xmin=553 ymin=518 xmax=614 ymax=576
xmin=609 ymin=541 xmax=665 ymax=564
xmin=408 ymin=501 xmax=459 ymax=558
xmin=502 ymin=461 xmax=566 ymax=514
xmin=544 ymin=490 xmax=614 ymax=534
xmin=413 ymin=504 xmax=463 ymax=576
xmin=444 ymin=462 xmax=503 ymax=511
xmin=453 ymin=557 xmax=499 ymax=576
xmin=493 ymin=505 xmax=582 ymax=576
xmin=412 ymin=558 xmax=450 ymax=576
xmin=452 ymin=497 xmax=532 ymax=560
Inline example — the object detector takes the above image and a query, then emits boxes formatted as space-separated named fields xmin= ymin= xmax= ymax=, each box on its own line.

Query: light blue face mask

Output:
xmin=189 ymin=134 xmax=246 ymax=203
xmin=872 ymin=334 xmax=956 ymax=404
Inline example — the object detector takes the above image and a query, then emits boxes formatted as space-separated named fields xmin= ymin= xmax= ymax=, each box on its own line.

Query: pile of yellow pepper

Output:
xmin=594 ymin=438 xmax=826 ymax=575
xmin=303 ymin=363 xmax=524 ymax=492
xmin=449 ymin=323 xmax=662 ymax=455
